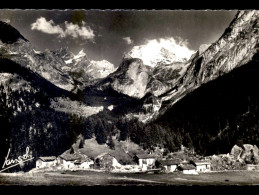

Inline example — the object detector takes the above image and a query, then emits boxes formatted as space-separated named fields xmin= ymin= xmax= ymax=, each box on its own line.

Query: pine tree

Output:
xmin=70 ymin=147 xmax=74 ymax=154
xmin=79 ymin=138 xmax=84 ymax=148
xmin=183 ymin=133 xmax=193 ymax=150
xmin=95 ymin=119 xmax=107 ymax=144
xmin=107 ymin=135 xmax=115 ymax=150
xmin=0 ymin=85 xmax=13 ymax=166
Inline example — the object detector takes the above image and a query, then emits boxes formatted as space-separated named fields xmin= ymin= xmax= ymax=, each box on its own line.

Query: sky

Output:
xmin=0 ymin=10 xmax=237 ymax=67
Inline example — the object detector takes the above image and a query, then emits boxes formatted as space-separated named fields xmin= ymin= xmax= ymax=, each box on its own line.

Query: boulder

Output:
xmin=230 ymin=144 xmax=243 ymax=158
xmin=230 ymin=144 xmax=259 ymax=164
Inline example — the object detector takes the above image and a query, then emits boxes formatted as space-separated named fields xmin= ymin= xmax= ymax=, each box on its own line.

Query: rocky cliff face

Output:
xmin=54 ymin=48 xmax=116 ymax=89
xmin=146 ymin=61 xmax=190 ymax=97
xmin=119 ymin=38 xmax=195 ymax=99
xmin=94 ymin=58 xmax=152 ymax=99
xmin=88 ymin=60 xmax=116 ymax=79
xmin=110 ymin=59 xmax=151 ymax=98
xmin=0 ymin=22 xmax=76 ymax=92
xmin=95 ymin=41 xmax=193 ymax=99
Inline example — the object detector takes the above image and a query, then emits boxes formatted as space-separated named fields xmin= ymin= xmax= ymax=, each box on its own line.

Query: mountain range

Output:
xmin=0 ymin=10 xmax=259 ymax=171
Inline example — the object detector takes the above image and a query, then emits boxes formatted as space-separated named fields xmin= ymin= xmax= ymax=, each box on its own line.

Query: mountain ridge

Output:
xmin=127 ymin=10 xmax=259 ymax=123
xmin=1 ymin=11 xmax=259 ymax=172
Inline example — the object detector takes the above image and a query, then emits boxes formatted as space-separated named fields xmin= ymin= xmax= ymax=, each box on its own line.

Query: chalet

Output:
xmin=36 ymin=156 xmax=57 ymax=169
xmin=178 ymin=164 xmax=198 ymax=175
xmin=190 ymin=160 xmax=211 ymax=172
xmin=135 ymin=154 xmax=157 ymax=171
xmin=58 ymin=152 xmax=93 ymax=169
xmin=58 ymin=154 xmax=79 ymax=169
xmin=95 ymin=153 xmax=121 ymax=169
xmin=246 ymin=164 xmax=259 ymax=171
xmin=74 ymin=158 xmax=94 ymax=169
xmin=160 ymin=159 xmax=181 ymax=173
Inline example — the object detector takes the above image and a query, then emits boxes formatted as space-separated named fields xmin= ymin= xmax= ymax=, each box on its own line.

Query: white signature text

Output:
xmin=0 ymin=146 xmax=34 ymax=172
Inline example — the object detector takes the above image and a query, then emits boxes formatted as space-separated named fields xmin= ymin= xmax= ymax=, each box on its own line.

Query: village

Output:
xmin=35 ymin=150 xmax=212 ymax=175
xmin=2 ymin=142 xmax=259 ymax=186
xmin=33 ymin=140 xmax=259 ymax=176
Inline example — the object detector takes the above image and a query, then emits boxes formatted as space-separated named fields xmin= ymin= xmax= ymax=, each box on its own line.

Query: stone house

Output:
xmin=178 ymin=164 xmax=198 ymax=175
xmin=135 ymin=154 xmax=157 ymax=171
xmin=190 ymin=160 xmax=211 ymax=172
xmin=74 ymin=158 xmax=94 ymax=169
xmin=36 ymin=156 xmax=57 ymax=169
xmin=57 ymin=152 xmax=93 ymax=169
xmin=159 ymin=159 xmax=181 ymax=173
xmin=57 ymin=155 xmax=76 ymax=169
xmin=246 ymin=164 xmax=259 ymax=171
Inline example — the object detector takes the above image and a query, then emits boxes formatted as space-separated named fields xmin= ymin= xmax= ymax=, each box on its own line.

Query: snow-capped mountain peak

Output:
xmin=33 ymin=49 xmax=42 ymax=54
xmin=63 ymin=49 xmax=87 ymax=65
xmin=125 ymin=38 xmax=195 ymax=67
xmin=64 ymin=59 xmax=73 ymax=64
xmin=52 ymin=47 xmax=116 ymax=87
xmin=74 ymin=49 xmax=86 ymax=60
xmin=88 ymin=60 xmax=116 ymax=79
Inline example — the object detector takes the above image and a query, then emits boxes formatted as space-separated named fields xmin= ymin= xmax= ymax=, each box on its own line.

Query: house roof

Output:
xmin=38 ymin=156 xmax=56 ymax=162
xmin=136 ymin=154 xmax=157 ymax=159
xmin=247 ymin=164 xmax=259 ymax=167
xmin=160 ymin=159 xmax=181 ymax=166
xmin=95 ymin=152 xmax=116 ymax=160
xmin=179 ymin=164 xmax=196 ymax=170
xmin=59 ymin=152 xmax=89 ymax=162
xmin=127 ymin=150 xmax=145 ymax=158
xmin=74 ymin=158 xmax=93 ymax=164
xmin=192 ymin=160 xmax=211 ymax=165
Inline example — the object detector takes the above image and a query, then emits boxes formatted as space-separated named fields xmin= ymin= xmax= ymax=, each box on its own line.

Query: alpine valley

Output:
xmin=1 ymin=10 xmax=259 ymax=172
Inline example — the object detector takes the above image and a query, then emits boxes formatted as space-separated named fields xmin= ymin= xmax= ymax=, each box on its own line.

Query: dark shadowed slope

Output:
xmin=155 ymin=52 xmax=259 ymax=155
xmin=0 ymin=21 xmax=28 ymax=44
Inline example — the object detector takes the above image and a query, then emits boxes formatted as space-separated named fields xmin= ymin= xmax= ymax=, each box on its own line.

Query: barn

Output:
xmin=36 ymin=156 xmax=57 ymax=169
xmin=160 ymin=159 xmax=181 ymax=173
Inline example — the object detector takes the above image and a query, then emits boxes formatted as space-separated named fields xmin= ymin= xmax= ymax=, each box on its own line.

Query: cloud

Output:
xmin=127 ymin=37 xmax=195 ymax=67
xmin=31 ymin=17 xmax=95 ymax=41
xmin=123 ymin=37 xmax=133 ymax=45
xmin=64 ymin=21 xmax=94 ymax=40
xmin=31 ymin=17 xmax=64 ymax=36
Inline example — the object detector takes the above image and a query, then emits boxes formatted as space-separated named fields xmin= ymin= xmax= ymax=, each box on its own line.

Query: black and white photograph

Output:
xmin=0 ymin=9 xmax=259 ymax=186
